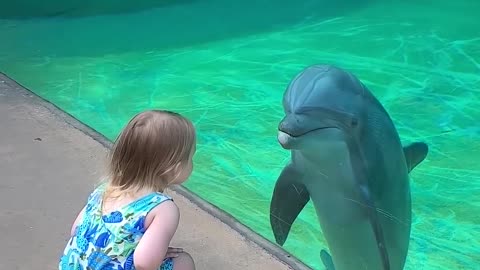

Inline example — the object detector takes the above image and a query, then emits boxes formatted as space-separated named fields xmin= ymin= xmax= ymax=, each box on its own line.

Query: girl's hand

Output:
xmin=165 ymin=247 xmax=184 ymax=258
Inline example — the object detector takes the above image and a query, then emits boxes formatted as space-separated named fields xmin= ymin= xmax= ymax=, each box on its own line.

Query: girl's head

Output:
xmin=106 ymin=110 xmax=196 ymax=194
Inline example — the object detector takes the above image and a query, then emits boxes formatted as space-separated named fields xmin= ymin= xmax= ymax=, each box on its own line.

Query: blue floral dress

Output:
xmin=59 ymin=184 xmax=174 ymax=270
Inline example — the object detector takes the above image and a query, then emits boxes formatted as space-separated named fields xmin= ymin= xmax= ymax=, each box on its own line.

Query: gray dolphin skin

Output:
xmin=269 ymin=64 xmax=429 ymax=270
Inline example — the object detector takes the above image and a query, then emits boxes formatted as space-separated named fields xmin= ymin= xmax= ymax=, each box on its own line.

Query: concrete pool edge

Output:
xmin=0 ymin=72 xmax=312 ymax=270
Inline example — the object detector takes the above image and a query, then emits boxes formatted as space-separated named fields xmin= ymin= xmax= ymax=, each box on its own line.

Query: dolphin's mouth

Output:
xmin=280 ymin=126 xmax=336 ymax=138
xmin=277 ymin=126 xmax=337 ymax=149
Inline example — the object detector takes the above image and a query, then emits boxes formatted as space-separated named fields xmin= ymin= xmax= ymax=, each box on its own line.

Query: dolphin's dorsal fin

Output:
xmin=403 ymin=142 xmax=429 ymax=173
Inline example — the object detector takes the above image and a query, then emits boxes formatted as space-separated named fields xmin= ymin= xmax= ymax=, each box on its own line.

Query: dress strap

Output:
xmin=85 ymin=183 xmax=107 ymax=216
xmin=125 ymin=192 xmax=172 ymax=214
xmin=84 ymin=183 xmax=173 ymax=217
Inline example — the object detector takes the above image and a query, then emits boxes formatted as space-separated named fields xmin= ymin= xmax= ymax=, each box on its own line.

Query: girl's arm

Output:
xmin=134 ymin=200 xmax=180 ymax=270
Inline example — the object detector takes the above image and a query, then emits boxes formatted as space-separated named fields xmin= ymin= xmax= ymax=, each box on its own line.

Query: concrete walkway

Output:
xmin=0 ymin=74 xmax=309 ymax=270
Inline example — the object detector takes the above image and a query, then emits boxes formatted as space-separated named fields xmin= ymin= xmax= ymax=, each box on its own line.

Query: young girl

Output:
xmin=59 ymin=109 xmax=197 ymax=270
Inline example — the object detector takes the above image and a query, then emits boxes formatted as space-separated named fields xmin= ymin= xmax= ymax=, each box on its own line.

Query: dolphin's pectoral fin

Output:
xmin=320 ymin=249 xmax=335 ymax=270
xmin=403 ymin=142 xmax=429 ymax=173
xmin=270 ymin=163 xmax=309 ymax=246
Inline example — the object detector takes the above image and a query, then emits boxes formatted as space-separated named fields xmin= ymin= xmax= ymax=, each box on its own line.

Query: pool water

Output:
xmin=1 ymin=0 xmax=479 ymax=269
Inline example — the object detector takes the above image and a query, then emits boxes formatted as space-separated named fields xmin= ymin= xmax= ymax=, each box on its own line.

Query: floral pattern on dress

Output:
xmin=59 ymin=183 xmax=174 ymax=270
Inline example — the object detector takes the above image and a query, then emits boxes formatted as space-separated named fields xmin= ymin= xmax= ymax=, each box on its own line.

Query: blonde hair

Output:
xmin=103 ymin=109 xmax=196 ymax=199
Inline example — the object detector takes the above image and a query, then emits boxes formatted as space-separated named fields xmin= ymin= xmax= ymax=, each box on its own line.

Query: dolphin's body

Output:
xmin=270 ymin=65 xmax=428 ymax=270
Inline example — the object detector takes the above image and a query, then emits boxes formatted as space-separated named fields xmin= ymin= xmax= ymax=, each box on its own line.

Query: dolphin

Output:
xmin=269 ymin=64 xmax=428 ymax=270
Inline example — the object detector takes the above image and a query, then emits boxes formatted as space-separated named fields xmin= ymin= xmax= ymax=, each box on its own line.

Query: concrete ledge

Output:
xmin=0 ymin=72 xmax=311 ymax=270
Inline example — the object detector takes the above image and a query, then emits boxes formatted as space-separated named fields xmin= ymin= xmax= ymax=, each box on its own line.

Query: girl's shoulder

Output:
xmin=144 ymin=196 xmax=180 ymax=230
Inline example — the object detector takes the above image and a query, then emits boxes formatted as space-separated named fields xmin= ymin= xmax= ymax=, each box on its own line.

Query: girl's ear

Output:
xmin=170 ymin=162 xmax=184 ymax=183
xmin=173 ymin=162 xmax=182 ymax=173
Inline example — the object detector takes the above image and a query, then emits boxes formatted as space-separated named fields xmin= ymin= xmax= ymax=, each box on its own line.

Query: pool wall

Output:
xmin=1 ymin=0 xmax=371 ymax=57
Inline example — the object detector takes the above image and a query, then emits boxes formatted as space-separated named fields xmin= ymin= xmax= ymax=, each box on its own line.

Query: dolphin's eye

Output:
xmin=350 ymin=118 xmax=359 ymax=127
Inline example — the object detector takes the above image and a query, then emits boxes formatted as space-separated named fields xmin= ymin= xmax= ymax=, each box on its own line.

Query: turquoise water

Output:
xmin=1 ymin=1 xmax=479 ymax=269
